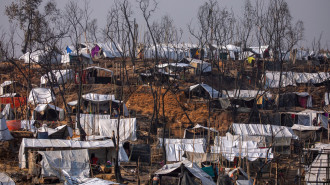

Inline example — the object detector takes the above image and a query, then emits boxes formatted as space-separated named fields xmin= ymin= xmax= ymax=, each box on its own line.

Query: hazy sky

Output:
xmin=1 ymin=0 xmax=330 ymax=54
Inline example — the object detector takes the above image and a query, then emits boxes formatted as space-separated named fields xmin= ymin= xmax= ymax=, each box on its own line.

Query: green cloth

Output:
xmin=201 ymin=166 xmax=215 ymax=177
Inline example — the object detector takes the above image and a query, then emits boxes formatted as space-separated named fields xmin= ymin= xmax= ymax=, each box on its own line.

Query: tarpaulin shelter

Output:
xmin=277 ymin=92 xmax=312 ymax=108
xmin=188 ymin=58 xmax=212 ymax=74
xmin=189 ymin=83 xmax=220 ymax=99
xmin=144 ymin=43 xmax=196 ymax=60
xmin=264 ymin=71 xmax=330 ymax=88
xmin=40 ymin=69 xmax=73 ymax=86
xmin=38 ymin=149 xmax=90 ymax=181
xmin=61 ymin=53 xmax=93 ymax=65
xmin=36 ymin=124 xmax=73 ymax=139
xmin=231 ymin=123 xmax=298 ymax=147
xmin=72 ymin=93 xmax=128 ymax=116
xmin=154 ymin=159 xmax=216 ymax=185
xmin=91 ymin=42 xmax=123 ymax=58
xmin=0 ymin=117 xmax=14 ymax=141
xmin=291 ymin=124 xmax=323 ymax=144
xmin=0 ymin=81 xmax=24 ymax=95
xmin=32 ymin=104 xmax=65 ymax=121
xmin=305 ymin=147 xmax=330 ymax=184
xmin=19 ymin=50 xmax=62 ymax=64
xmin=28 ymin=88 xmax=55 ymax=105
xmin=81 ymin=66 xmax=113 ymax=84
xmin=158 ymin=138 xmax=206 ymax=162
xmin=76 ymin=115 xmax=136 ymax=142
xmin=0 ymin=172 xmax=15 ymax=185
xmin=1 ymin=104 xmax=15 ymax=120
xmin=19 ymin=138 xmax=129 ymax=169
xmin=183 ymin=124 xmax=218 ymax=139
xmin=281 ymin=109 xmax=326 ymax=127
xmin=210 ymin=133 xmax=273 ymax=162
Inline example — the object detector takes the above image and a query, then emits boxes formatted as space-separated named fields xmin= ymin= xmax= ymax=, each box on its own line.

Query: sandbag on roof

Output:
xmin=0 ymin=117 xmax=14 ymax=141
xmin=155 ymin=160 xmax=215 ymax=185
xmin=158 ymin=138 xmax=206 ymax=162
xmin=38 ymin=149 xmax=90 ymax=181
xmin=0 ymin=172 xmax=15 ymax=185
xmin=189 ymin=83 xmax=220 ymax=99
xmin=40 ymin=69 xmax=73 ymax=85
xmin=28 ymin=88 xmax=55 ymax=105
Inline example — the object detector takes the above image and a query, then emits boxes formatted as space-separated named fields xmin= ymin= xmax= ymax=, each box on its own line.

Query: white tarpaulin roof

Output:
xmin=144 ymin=43 xmax=196 ymax=60
xmin=38 ymin=149 xmax=90 ymax=181
xmin=98 ymin=118 xmax=137 ymax=142
xmin=82 ymin=93 xmax=115 ymax=102
xmin=84 ymin=66 xmax=113 ymax=76
xmin=305 ymin=147 xmax=330 ymax=184
xmin=190 ymin=84 xmax=220 ymax=99
xmin=264 ymin=71 xmax=330 ymax=88
xmin=212 ymin=133 xmax=273 ymax=162
xmin=96 ymin=42 xmax=123 ymax=58
xmin=40 ymin=69 xmax=73 ymax=85
xmin=19 ymin=138 xmax=128 ymax=168
xmin=155 ymin=160 xmax=215 ymax=185
xmin=158 ymin=138 xmax=206 ymax=162
xmin=0 ymin=81 xmax=15 ymax=95
xmin=188 ymin=58 xmax=212 ymax=73
xmin=223 ymin=90 xmax=272 ymax=99
xmin=28 ymin=88 xmax=55 ymax=105
xmin=80 ymin=178 xmax=119 ymax=185
xmin=232 ymin=123 xmax=298 ymax=139
xmin=0 ymin=117 xmax=14 ymax=141
xmin=157 ymin=63 xmax=192 ymax=68
xmin=77 ymin=114 xmax=111 ymax=135
xmin=19 ymin=50 xmax=61 ymax=64
xmin=183 ymin=124 xmax=218 ymax=138
xmin=0 ymin=172 xmax=15 ymax=185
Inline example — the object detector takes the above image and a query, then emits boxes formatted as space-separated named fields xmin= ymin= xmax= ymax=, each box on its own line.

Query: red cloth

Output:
xmin=298 ymin=96 xmax=308 ymax=108
xmin=91 ymin=157 xmax=98 ymax=165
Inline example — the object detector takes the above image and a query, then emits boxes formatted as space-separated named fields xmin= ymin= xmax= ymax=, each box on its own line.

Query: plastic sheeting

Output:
xmin=189 ymin=84 xmax=220 ymax=99
xmin=38 ymin=149 xmax=90 ymax=181
xmin=264 ymin=71 xmax=330 ymax=88
xmin=223 ymin=90 xmax=272 ymax=99
xmin=144 ymin=43 xmax=195 ymax=60
xmin=98 ymin=118 xmax=137 ymax=142
xmin=325 ymin=92 xmax=329 ymax=105
xmin=158 ymin=138 xmax=206 ymax=162
xmin=28 ymin=88 xmax=55 ymax=105
xmin=19 ymin=138 xmax=128 ymax=168
xmin=82 ymin=93 xmax=115 ymax=102
xmin=0 ymin=118 xmax=14 ymax=141
xmin=0 ymin=81 xmax=15 ymax=95
xmin=212 ymin=133 xmax=273 ymax=162
xmin=94 ymin=43 xmax=123 ymax=58
xmin=189 ymin=58 xmax=212 ymax=73
xmin=1 ymin=104 xmax=14 ymax=120
xmin=33 ymin=104 xmax=65 ymax=121
xmin=183 ymin=124 xmax=218 ymax=139
xmin=77 ymin=114 xmax=111 ymax=135
xmin=80 ymin=178 xmax=119 ymax=185
xmin=0 ymin=172 xmax=15 ymax=185
xmin=305 ymin=147 xmax=330 ymax=184
xmin=84 ymin=66 xmax=113 ymax=76
xmin=155 ymin=160 xmax=215 ymax=185
xmin=40 ymin=70 xmax=73 ymax=85
xmin=19 ymin=50 xmax=61 ymax=64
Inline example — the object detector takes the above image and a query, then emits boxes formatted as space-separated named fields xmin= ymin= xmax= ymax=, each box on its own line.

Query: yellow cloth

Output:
xmin=247 ymin=57 xmax=255 ymax=64
xmin=257 ymin=95 xmax=263 ymax=105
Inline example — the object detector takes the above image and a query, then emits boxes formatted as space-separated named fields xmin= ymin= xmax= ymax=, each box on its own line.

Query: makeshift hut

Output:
xmin=189 ymin=83 xmax=220 ymax=99
xmin=0 ymin=81 xmax=24 ymax=95
xmin=40 ymin=69 xmax=73 ymax=86
xmin=91 ymin=42 xmax=123 ymax=58
xmin=61 ymin=53 xmax=93 ymax=65
xmin=75 ymin=66 xmax=113 ymax=84
xmin=19 ymin=138 xmax=129 ymax=169
xmin=187 ymin=58 xmax=212 ymax=74
xmin=183 ymin=124 xmax=219 ymax=140
xmin=154 ymin=159 xmax=216 ymax=185
xmin=19 ymin=50 xmax=61 ymax=64
xmin=28 ymin=88 xmax=55 ymax=105
xmin=32 ymin=104 xmax=65 ymax=121
xmin=158 ymin=138 xmax=206 ymax=162
xmin=0 ymin=117 xmax=14 ymax=141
